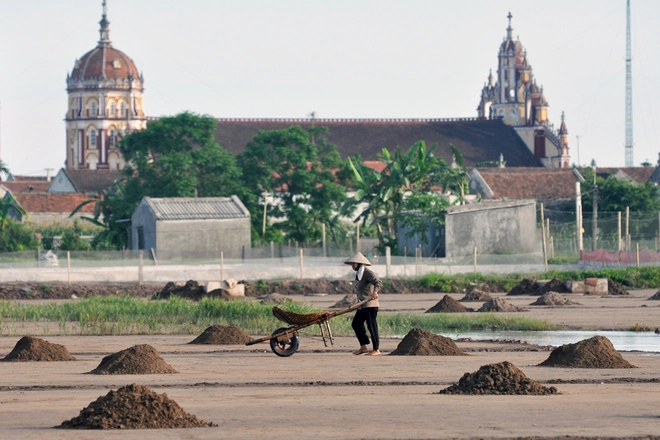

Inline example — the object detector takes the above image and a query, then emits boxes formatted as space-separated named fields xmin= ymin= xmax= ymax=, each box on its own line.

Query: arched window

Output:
xmin=109 ymin=129 xmax=116 ymax=146
xmin=90 ymin=101 xmax=98 ymax=117
xmin=90 ymin=130 xmax=97 ymax=147
xmin=109 ymin=101 xmax=117 ymax=117
xmin=119 ymin=101 xmax=127 ymax=117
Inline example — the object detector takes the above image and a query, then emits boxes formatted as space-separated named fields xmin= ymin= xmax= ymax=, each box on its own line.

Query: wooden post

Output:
xmin=473 ymin=246 xmax=477 ymax=275
xmin=636 ymin=242 xmax=640 ymax=267
xmin=67 ymin=251 xmax=71 ymax=286
xmin=138 ymin=251 xmax=143 ymax=285
xmin=299 ymin=248 xmax=304 ymax=280
xmin=356 ymin=223 xmax=360 ymax=253
xmin=575 ymin=181 xmax=582 ymax=252
xmin=322 ymin=223 xmax=326 ymax=258
xmin=403 ymin=246 xmax=407 ymax=277
xmin=550 ymin=236 xmax=554 ymax=259
xmin=220 ymin=251 xmax=224 ymax=281
xmin=150 ymin=248 xmax=158 ymax=266
xmin=592 ymin=183 xmax=598 ymax=251
xmin=385 ymin=246 xmax=391 ymax=279
xmin=541 ymin=203 xmax=548 ymax=272
xmin=37 ymin=247 xmax=41 ymax=268
xmin=578 ymin=204 xmax=583 ymax=251
xmin=626 ymin=206 xmax=630 ymax=251
xmin=262 ymin=197 xmax=267 ymax=236
xmin=618 ymin=212 xmax=622 ymax=251
xmin=270 ymin=241 xmax=274 ymax=259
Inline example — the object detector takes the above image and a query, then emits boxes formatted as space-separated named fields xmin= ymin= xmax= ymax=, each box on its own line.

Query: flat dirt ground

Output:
xmin=1 ymin=290 xmax=660 ymax=439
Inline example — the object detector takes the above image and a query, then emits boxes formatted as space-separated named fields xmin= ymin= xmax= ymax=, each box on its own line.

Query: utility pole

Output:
xmin=592 ymin=183 xmax=599 ymax=251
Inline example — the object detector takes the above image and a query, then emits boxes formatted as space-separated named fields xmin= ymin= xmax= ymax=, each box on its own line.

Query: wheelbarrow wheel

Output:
xmin=270 ymin=327 xmax=299 ymax=357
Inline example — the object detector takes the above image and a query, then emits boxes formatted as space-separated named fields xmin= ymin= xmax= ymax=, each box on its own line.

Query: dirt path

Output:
xmin=0 ymin=334 xmax=658 ymax=439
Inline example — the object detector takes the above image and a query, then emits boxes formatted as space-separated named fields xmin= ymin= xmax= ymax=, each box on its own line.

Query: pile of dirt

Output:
xmin=0 ymin=283 xmax=162 ymax=300
xmin=608 ymin=279 xmax=629 ymax=295
xmin=438 ymin=361 xmax=558 ymax=395
xmin=506 ymin=278 xmax=539 ymax=296
xmin=530 ymin=292 xmax=581 ymax=306
xmin=88 ymin=344 xmax=178 ymax=375
xmin=459 ymin=289 xmax=492 ymax=302
xmin=258 ymin=293 xmax=293 ymax=304
xmin=390 ymin=328 xmax=467 ymax=356
xmin=189 ymin=325 xmax=251 ymax=345
xmin=2 ymin=336 xmax=76 ymax=362
xmin=330 ymin=293 xmax=359 ymax=309
xmin=57 ymin=384 xmax=216 ymax=429
xmin=425 ymin=295 xmax=472 ymax=313
xmin=648 ymin=291 xmax=660 ymax=300
xmin=538 ymin=278 xmax=570 ymax=294
xmin=539 ymin=336 xmax=636 ymax=368
xmin=477 ymin=297 xmax=525 ymax=312
xmin=244 ymin=278 xmax=441 ymax=296
xmin=154 ymin=280 xmax=206 ymax=301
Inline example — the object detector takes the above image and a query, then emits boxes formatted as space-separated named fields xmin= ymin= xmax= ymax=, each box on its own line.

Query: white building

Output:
xmin=64 ymin=2 xmax=146 ymax=171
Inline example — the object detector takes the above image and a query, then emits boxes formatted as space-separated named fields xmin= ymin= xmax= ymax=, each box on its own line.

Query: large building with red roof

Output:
xmin=64 ymin=2 xmax=146 ymax=171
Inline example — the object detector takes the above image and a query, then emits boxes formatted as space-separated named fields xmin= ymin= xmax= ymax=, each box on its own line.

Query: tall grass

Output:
xmin=0 ymin=295 xmax=553 ymax=336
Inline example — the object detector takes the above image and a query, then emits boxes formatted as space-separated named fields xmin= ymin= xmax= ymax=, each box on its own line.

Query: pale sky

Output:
xmin=1 ymin=0 xmax=659 ymax=176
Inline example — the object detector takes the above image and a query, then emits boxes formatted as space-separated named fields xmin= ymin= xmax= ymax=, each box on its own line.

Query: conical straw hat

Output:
xmin=344 ymin=252 xmax=371 ymax=266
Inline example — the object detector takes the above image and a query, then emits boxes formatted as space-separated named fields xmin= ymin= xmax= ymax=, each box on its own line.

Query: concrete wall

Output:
xmin=445 ymin=200 xmax=539 ymax=259
xmin=155 ymin=218 xmax=251 ymax=259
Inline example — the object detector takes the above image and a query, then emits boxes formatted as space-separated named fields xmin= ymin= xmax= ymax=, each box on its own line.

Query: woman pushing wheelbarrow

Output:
xmin=245 ymin=252 xmax=383 ymax=357
xmin=345 ymin=252 xmax=382 ymax=356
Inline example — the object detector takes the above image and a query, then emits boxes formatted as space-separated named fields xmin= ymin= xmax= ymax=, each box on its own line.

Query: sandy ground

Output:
xmin=0 ymin=291 xmax=659 ymax=439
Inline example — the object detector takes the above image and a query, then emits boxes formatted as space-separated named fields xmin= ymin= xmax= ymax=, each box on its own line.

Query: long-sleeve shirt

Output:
xmin=355 ymin=267 xmax=382 ymax=308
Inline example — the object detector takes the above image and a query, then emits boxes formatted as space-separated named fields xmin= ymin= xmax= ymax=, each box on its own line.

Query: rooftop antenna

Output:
xmin=625 ymin=0 xmax=633 ymax=167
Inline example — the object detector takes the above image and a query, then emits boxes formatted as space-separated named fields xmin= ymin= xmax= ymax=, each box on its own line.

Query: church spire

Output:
xmin=98 ymin=0 xmax=112 ymax=48
xmin=506 ymin=12 xmax=513 ymax=40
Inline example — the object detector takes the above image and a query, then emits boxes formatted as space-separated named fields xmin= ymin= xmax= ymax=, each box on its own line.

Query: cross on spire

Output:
xmin=506 ymin=12 xmax=514 ymax=39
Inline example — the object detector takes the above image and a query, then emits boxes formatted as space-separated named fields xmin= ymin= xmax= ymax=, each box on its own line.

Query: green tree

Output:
xmin=59 ymin=220 xmax=92 ymax=251
xmin=239 ymin=125 xmax=346 ymax=244
xmin=343 ymin=141 xmax=451 ymax=251
xmin=120 ymin=112 xmax=243 ymax=202
xmin=0 ymin=221 xmax=38 ymax=252
xmin=580 ymin=168 xmax=660 ymax=213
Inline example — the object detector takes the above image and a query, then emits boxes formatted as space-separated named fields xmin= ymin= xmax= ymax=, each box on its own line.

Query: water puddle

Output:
xmin=438 ymin=330 xmax=659 ymax=353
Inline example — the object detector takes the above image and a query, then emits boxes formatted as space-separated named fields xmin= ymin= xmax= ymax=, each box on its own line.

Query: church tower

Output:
xmin=65 ymin=1 xmax=146 ymax=170
xmin=477 ymin=13 xmax=570 ymax=168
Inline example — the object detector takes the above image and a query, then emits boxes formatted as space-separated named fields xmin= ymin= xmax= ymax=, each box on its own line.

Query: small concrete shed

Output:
xmin=131 ymin=196 xmax=251 ymax=259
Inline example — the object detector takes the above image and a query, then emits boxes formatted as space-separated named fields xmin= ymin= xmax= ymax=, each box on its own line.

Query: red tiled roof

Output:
xmin=476 ymin=167 xmax=578 ymax=200
xmin=2 ymin=182 xmax=51 ymax=193
xmin=13 ymin=193 xmax=95 ymax=214
xmin=7 ymin=175 xmax=48 ymax=182
xmin=214 ymin=118 xmax=541 ymax=167
xmin=590 ymin=167 xmax=655 ymax=185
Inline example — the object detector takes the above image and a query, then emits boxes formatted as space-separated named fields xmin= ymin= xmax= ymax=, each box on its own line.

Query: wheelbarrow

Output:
xmin=245 ymin=298 xmax=370 ymax=357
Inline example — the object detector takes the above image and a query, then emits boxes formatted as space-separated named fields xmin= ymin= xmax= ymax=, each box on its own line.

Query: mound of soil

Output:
xmin=466 ymin=282 xmax=506 ymax=293
xmin=330 ymin=293 xmax=359 ymax=309
xmin=57 ymin=384 xmax=216 ymax=429
xmin=439 ymin=361 xmax=558 ymax=395
xmin=477 ymin=297 xmax=525 ymax=312
xmin=245 ymin=278 xmax=440 ymax=296
xmin=648 ymin=291 xmax=660 ymax=300
xmin=530 ymin=292 xmax=580 ymax=306
xmin=608 ymin=279 xmax=629 ymax=295
xmin=2 ymin=336 xmax=76 ymax=362
xmin=425 ymin=295 xmax=472 ymax=313
xmin=539 ymin=336 xmax=636 ymax=368
xmin=88 ymin=344 xmax=178 ymax=375
xmin=189 ymin=325 xmax=251 ymax=345
xmin=0 ymin=283 xmax=162 ymax=300
xmin=538 ymin=278 xmax=570 ymax=294
xmin=258 ymin=293 xmax=293 ymax=304
xmin=507 ymin=278 xmax=539 ymax=296
xmin=390 ymin=328 xmax=467 ymax=356
xmin=459 ymin=289 xmax=492 ymax=302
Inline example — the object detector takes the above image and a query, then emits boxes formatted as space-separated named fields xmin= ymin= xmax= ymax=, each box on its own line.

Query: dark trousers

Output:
xmin=352 ymin=307 xmax=379 ymax=350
